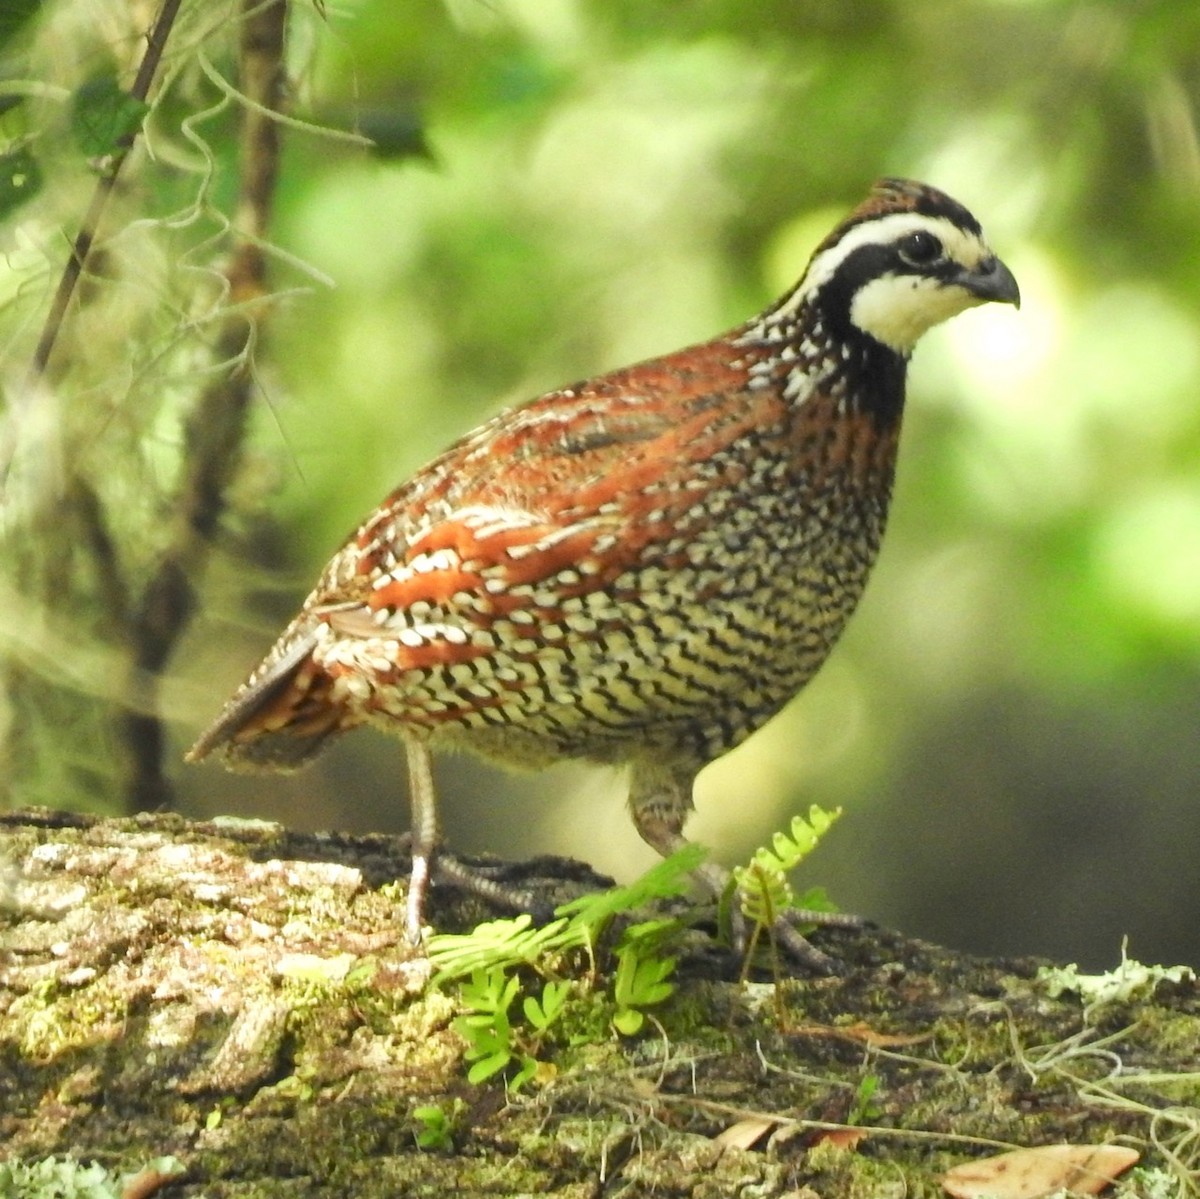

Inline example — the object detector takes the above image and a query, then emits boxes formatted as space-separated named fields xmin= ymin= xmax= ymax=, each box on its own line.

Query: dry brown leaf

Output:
xmin=942 ymin=1143 xmax=1140 ymax=1199
xmin=121 ymin=1165 xmax=186 ymax=1199
xmin=810 ymin=1126 xmax=870 ymax=1152
xmin=713 ymin=1116 xmax=778 ymax=1151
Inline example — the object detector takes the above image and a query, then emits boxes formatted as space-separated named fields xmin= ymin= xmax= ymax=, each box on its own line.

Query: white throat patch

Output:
xmin=849 ymin=272 xmax=987 ymax=354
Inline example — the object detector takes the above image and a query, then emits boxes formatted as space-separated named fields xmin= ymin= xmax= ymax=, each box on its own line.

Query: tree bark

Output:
xmin=1 ymin=807 xmax=1193 ymax=1196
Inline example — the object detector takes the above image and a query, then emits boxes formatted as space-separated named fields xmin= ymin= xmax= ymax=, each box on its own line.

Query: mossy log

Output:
xmin=1 ymin=807 xmax=1196 ymax=1197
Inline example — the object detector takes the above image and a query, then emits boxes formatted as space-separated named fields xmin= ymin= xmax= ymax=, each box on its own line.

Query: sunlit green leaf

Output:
xmin=612 ymin=1008 xmax=644 ymax=1036
xmin=466 ymin=1052 xmax=510 ymax=1084
xmin=70 ymin=73 xmax=149 ymax=158
xmin=0 ymin=145 xmax=40 ymax=219
xmin=356 ymin=106 xmax=431 ymax=161
xmin=555 ymin=843 xmax=706 ymax=930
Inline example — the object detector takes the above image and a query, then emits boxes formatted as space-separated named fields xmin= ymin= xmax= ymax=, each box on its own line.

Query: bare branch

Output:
xmin=117 ymin=0 xmax=290 ymax=811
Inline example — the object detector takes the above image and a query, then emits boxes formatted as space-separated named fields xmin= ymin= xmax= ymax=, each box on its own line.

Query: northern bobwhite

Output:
xmin=189 ymin=178 xmax=1019 ymax=968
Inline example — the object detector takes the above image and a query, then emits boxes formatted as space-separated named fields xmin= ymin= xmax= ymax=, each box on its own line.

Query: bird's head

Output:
xmin=796 ymin=178 xmax=1020 ymax=356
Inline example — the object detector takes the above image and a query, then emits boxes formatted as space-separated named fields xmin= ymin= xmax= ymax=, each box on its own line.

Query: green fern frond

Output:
xmin=429 ymin=843 xmax=705 ymax=985
xmin=731 ymin=806 xmax=842 ymax=930
xmin=428 ymin=914 xmax=584 ymax=984
xmin=554 ymin=842 xmax=706 ymax=933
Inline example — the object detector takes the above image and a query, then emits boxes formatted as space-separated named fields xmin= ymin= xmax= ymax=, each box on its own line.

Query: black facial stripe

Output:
xmin=927 ymin=258 xmax=971 ymax=285
xmin=795 ymin=239 xmax=909 ymax=424
xmin=813 ymin=239 xmax=973 ymax=339
xmin=811 ymin=242 xmax=899 ymax=336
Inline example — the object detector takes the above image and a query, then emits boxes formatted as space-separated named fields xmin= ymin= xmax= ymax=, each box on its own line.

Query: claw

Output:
xmin=729 ymin=890 xmax=863 ymax=975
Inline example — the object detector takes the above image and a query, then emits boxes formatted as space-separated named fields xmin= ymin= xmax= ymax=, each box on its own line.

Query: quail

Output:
xmin=188 ymin=178 xmax=1019 ymax=968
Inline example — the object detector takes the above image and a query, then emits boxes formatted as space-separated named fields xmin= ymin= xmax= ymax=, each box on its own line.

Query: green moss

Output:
xmin=9 ymin=975 xmax=130 ymax=1061
xmin=7 ymin=810 xmax=1200 ymax=1192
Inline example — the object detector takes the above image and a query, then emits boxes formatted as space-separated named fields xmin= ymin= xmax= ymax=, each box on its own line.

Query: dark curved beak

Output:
xmin=961 ymin=256 xmax=1021 ymax=308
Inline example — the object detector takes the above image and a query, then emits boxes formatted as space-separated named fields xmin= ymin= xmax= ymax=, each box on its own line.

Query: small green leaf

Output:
xmin=848 ymin=1073 xmax=883 ymax=1124
xmin=619 ymin=952 xmax=676 ymax=1007
xmin=612 ymin=942 xmax=676 ymax=1031
xmin=356 ymin=105 xmax=432 ymax=161
xmin=612 ymin=1007 xmax=645 ymax=1036
xmin=457 ymin=1012 xmax=500 ymax=1031
xmin=793 ymin=885 xmax=836 ymax=914
xmin=540 ymin=979 xmax=569 ymax=1021
xmin=70 ymin=73 xmax=149 ymax=158
xmin=522 ymin=993 xmax=547 ymax=1028
xmin=458 ymin=1014 xmax=510 ymax=1052
xmin=523 ymin=979 xmax=569 ymax=1030
xmin=0 ymin=146 xmax=41 ymax=220
xmin=460 ymin=966 xmax=517 ymax=1015
xmin=633 ymin=959 xmax=675 ymax=1006
xmin=0 ymin=0 xmax=42 ymax=53
xmin=413 ymin=1103 xmax=454 ymax=1150
xmin=510 ymin=1054 xmax=539 ymax=1091
xmin=621 ymin=918 xmax=679 ymax=947
xmin=466 ymin=1051 xmax=511 ymax=1084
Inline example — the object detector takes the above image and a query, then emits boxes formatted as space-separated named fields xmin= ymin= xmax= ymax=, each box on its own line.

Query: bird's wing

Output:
xmin=318 ymin=339 xmax=786 ymax=648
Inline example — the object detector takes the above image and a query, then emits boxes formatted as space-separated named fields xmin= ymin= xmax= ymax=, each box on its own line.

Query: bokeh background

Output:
xmin=2 ymin=0 xmax=1198 ymax=970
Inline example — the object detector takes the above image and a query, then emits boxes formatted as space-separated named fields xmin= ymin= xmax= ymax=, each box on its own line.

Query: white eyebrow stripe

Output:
xmin=798 ymin=212 xmax=990 ymax=300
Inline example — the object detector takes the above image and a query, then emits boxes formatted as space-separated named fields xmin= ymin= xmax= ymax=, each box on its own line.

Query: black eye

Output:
xmin=897 ymin=230 xmax=943 ymax=267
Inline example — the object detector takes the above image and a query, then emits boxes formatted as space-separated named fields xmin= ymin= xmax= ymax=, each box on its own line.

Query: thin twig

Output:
xmin=26 ymin=0 xmax=185 ymax=384
xmin=118 ymin=0 xmax=290 ymax=810
xmin=0 ymin=1 xmax=186 ymax=802
xmin=654 ymin=1094 xmax=1019 ymax=1153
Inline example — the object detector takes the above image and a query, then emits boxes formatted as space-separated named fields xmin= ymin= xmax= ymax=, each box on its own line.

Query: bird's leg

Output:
xmin=628 ymin=760 xmax=854 ymax=974
xmin=403 ymin=737 xmax=438 ymax=943
xmin=628 ymin=759 xmax=733 ymax=898
xmin=401 ymin=738 xmax=547 ymax=939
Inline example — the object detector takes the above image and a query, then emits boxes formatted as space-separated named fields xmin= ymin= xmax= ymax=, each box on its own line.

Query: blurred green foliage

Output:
xmin=0 ymin=0 xmax=1197 ymax=967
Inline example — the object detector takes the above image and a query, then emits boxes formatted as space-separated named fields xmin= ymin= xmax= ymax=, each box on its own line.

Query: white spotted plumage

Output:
xmin=188 ymin=179 xmax=1017 ymax=968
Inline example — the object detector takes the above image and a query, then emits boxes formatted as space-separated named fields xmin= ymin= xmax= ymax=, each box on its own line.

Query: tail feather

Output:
xmin=187 ymin=626 xmax=346 ymax=772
